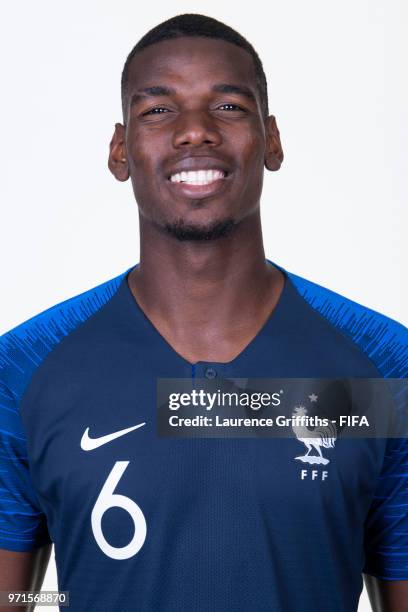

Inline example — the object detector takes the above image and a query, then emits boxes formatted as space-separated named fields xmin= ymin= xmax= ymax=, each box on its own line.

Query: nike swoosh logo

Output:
xmin=80 ymin=422 xmax=146 ymax=451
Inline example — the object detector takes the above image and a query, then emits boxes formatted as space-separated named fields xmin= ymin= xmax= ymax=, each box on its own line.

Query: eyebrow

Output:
xmin=130 ymin=86 xmax=176 ymax=106
xmin=130 ymin=83 xmax=257 ymax=107
xmin=211 ymin=83 xmax=257 ymax=102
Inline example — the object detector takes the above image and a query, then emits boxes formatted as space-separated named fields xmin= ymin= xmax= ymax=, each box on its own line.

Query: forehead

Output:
xmin=127 ymin=36 xmax=258 ymax=93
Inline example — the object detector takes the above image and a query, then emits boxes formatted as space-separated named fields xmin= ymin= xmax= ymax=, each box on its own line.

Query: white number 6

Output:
xmin=91 ymin=461 xmax=147 ymax=559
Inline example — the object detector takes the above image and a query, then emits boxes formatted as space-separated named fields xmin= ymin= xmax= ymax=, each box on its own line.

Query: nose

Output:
xmin=172 ymin=110 xmax=222 ymax=148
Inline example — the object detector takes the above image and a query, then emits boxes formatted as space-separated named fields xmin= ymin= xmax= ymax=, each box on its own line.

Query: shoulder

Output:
xmin=284 ymin=267 xmax=407 ymax=379
xmin=0 ymin=268 xmax=130 ymax=405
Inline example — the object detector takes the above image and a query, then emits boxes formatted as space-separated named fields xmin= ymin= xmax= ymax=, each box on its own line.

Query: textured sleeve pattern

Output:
xmin=0 ymin=270 xmax=126 ymax=551
xmin=363 ymin=434 xmax=408 ymax=579
xmin=0 ymin=382 xmax=51 ymax=551
xmin=287 ymin=268 xmax=408 ymax=579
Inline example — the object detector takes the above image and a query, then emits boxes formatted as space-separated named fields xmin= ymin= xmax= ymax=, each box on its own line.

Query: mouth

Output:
xmin=168 ymin=168 xmax=228 ymax=185
xmin=166 ymin=168 xmax=231 ymax=200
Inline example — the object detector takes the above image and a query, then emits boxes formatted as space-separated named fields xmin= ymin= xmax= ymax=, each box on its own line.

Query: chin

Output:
xmin=163 ymin=217 xmax=237 ymax=242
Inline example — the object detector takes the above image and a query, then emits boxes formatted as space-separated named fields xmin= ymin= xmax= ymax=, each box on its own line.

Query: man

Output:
xmin=0 ymin=13 xmax=407 ymax=612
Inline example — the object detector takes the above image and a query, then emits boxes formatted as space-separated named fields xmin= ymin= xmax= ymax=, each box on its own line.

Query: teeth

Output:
xmin=170 ymin=169 xmax=226 ymax=185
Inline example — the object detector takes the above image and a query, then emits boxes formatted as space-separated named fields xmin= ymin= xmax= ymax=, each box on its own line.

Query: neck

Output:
xmin=135 ymin=208 xmax=274 ymax=303
xmin=127 ymin=209 xmax=285 ymax=363
xmin=128 ymin=209 xmax=284 ymax=351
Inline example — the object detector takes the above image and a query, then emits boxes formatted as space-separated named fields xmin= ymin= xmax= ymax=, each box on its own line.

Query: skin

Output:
xmin=0 ymin=544 xmax=51 ymax=611
xmin=364 ymin=575 xmax=408 ymax=612
xmin=1 ymin=35 xmax=406 ymax=611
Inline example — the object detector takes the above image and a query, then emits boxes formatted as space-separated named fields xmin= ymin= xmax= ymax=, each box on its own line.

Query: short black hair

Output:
xmin=121 ymin=13 xmax=269 ymax=123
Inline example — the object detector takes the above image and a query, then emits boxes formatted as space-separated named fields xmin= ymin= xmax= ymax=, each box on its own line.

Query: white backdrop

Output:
xmin=1 ymin=2 xmax=406 ymax=611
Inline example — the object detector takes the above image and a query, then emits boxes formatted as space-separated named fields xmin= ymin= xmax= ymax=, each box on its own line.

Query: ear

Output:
xmin=264 ymin=115 xmax=284 ymax=171
xmin=108 ymin=123 xmax=129 ymax=182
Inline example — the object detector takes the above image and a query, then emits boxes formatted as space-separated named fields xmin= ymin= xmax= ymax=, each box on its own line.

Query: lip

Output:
xmin=167 ymin=171 xmax=232 ymax=200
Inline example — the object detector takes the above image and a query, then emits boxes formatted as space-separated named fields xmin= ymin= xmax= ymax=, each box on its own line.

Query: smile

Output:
xmin=169 ymin=169 xmax=227 ymax=185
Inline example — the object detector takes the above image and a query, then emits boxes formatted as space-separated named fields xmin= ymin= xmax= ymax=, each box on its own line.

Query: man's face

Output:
xmin=110 ymin=36 xmax=282 ymax=239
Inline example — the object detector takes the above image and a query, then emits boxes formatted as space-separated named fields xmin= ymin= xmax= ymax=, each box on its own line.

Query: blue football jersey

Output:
xmin=0 ymin=260 xmax=407 ymax=612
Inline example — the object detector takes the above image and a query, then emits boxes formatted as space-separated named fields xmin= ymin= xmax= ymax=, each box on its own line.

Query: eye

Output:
xmin=217 ymin=103 xmax=245 ymax=111
xmin=142 ymin=107 xmax=171 ymax=116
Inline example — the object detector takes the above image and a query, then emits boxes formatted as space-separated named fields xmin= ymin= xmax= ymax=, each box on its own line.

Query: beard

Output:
xmin=163 ymin=217 xmax=236 ymax=242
